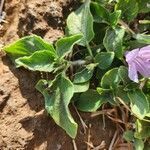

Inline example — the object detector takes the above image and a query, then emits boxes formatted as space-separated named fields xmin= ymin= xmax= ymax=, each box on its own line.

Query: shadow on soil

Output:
xmin=2 ymin=55 xmax=116 ymax=149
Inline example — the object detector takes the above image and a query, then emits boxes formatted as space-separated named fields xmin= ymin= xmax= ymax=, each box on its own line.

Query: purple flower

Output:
xmin=125 ymin=45 xmax=150 ymax=83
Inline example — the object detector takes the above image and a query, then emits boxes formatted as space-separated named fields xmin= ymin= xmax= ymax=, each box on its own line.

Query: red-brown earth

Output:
xmin=0 ymin=0 xmax=116 ymax=149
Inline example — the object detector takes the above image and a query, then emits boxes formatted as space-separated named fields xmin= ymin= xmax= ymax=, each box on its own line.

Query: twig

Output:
xmin=107 ymin=115 xmax=125 ymax=124
xmin=92 ymin=141 xmax=106 ymax=150
xmin=72 ymin=103 xmax=88 ymax=134
xmin=108 ymin=131 xmax=118 ymax=150
xmin=87 ymin=124 xmax=92 ymax=150
xmin=115 ymin=97 xmax=131 ymax=112
xmin=102 ymin=105 xmax=106 ymax=130
xmin=113 ymin=136 xmax=120 ymax=149
xmin=0 ymin=0 xmax=5 ymax=16
xmin=85 ymin=142 xmax=94 ymax=149
xmin=115 ymin=143 xmax=133 ymax=149
xmin=91 ymin=108 xmax=115 ymax=117
xmin=72 ymin=140 xmax=78 ymax=150
xmin=118 ymin=20 xmax=135 ymax=35
xmin=117 ymin=97 xmax=150 ymax=123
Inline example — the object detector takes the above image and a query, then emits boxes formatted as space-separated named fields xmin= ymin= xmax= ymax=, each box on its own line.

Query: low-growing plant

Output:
xmin=3 ymin=0 xmax=150 ymax=148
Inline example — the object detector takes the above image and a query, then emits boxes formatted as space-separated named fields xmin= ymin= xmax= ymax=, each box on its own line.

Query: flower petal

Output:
xmin=140 ymin=45 xmax=150 ymax=51
xmin=135 ymin=57 xmax=150 ymax=77
xmin=125 ymin=48 xmax=139 ymax=63
xmin=128 ymin=63 xmax=138 ymax=83
xmin=138 ymin=45 xmax=150 ymax=60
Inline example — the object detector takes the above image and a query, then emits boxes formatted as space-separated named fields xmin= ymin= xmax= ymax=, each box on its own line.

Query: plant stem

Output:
xmin=86 ymin=42 xmax=94 ymax=58
xmin=70 ymin=60 xmax=87 ymax=66
xmin=118 ymin=20 xmax=135 ymax=35
xmin=139 ymin=78 xmax=147 ymax=90
xmin=139 ymin=20 xmax=150 ymax=24
xmin=72 ymin=140 xmax=78 ymax=150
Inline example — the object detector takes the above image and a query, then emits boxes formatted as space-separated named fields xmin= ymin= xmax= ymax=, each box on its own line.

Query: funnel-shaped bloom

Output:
xmin=125 ymin=45 xmax=150 ymax=83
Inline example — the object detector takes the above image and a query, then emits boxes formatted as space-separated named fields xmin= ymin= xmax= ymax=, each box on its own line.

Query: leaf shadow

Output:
xmin=2 ymin=55 xmax=44 ymax=112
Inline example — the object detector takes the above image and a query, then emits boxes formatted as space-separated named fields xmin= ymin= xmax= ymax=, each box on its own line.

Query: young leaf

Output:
xmin=75 ymin=89 xmax=105 ymax=112
xmin=97 ymin=87 xmax=111 ymax=94
xmin=91 ymin=2 xmax=121 ymax=27
xmin=3 ymin=35 xmax=56 ymax=62
xmin=134 ymin=139 xmax=144 ymax=150
xmin=97 ymin=87 xmax=116 ymax=105
xmin=115 ymin=0 xmax=139 ymax=22
xmin=66 ymin=0 xmax=94 ymax=46
xmin=134 ymin=34 xmax=150 ymax=44
xmin=123 ymin=130 xmax=134 ymax=142
xmin=95 ymin=52 xmax=114 ymax=69
xmin=90 ymin=2 xmax=109 ymax=23
xmin=36 ymin=79 xmax=49 ymax=93
xmin=56 ymin=34 xmax=82 ymax=58
xmin=109 ymin=10 xmax=121 ymax=27
xmin=74 ymin=82 xmax=89 ymax=93
xmin=103 ymin=27 xmax=125 ymax=59
xmin=128 ymin=90 xmax=149 ymax=119
xmin=73 ymin=64 xmax=95 ymax=84
xmin=15 ymin=50 xmax=56 ymax=72
xmin=101 ymin=68 xmax=121 ymax=89
xmin=36 ymin=75 xmax=77 ymax=138
xmin=134 ymin=119 xmax=150 ymax=139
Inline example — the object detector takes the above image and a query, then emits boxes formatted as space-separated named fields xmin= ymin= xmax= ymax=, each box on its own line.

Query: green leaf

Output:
xmin=97 ymin=87 xmax=116 ymax=105
xmin=75 ymin=89 xmax=105 ymax=112
xmin=90 ymin=2 xmax=109 ymax=23
xmin=15 ymin=50 xmax=56 ymax=72
xmin=115 ymin=0 xmax=139 ymax=21
xmin=97 ymin=87 xmax=111 ymax=94
xmin=127 ymin=40 xmax=146 ymax=50
xmin=74 ymin=82 xmax=89 ymax=93
xmin=134 ymin=139 xmax=144 ymax=150
xmin=3 ymin=35 xmax=56 ymax=63
xmin=109 ymin=10 xmax=121 ymax=27
xmin=134 ymin=119 xmax=150 ymax=139
xmin=101 ymin=68 xmax=121 ymax=89
xmin=95 ymin=52 xmax=114 ymax=69
xmin=124 ymin=83 xmax=139 ymax=91
xmin=128 ymin=90 xmax=149 ymax=119
xmin=103 ymin=27 xmax=125 ymax=59
xmin=134 ymin=34 xmax=150 ymax=44
xmin=36 ymin=79 xmax=50 ymax=93
xmin=91 ymin=2 xmax=121 ymax=26
xmin=73 ymin=64 xmax=95 ymax=84
xmin=137 ymin=0 xmax=150 ymax=13
xmin=118 ymin=66 xmax=130 ymax=84
xmin=123 ymin=130 xmax=134 ymax=142
xmin=36 ymin=75 xmax=77 ymax=138
xmin=66 ymin=0 xmax=94 ymax=46
xmin=56 ymin=34 xmax=82 ymax=58
xmin=115 ymin=86 xmax=130 ymax=103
